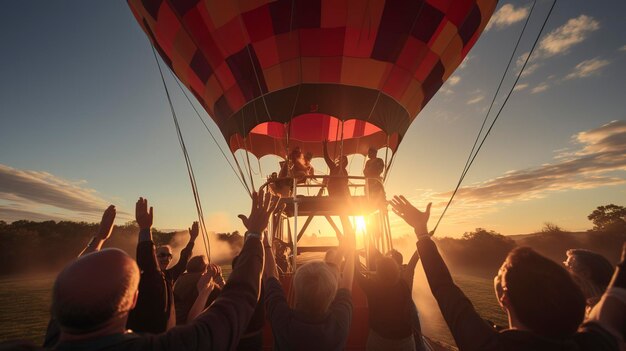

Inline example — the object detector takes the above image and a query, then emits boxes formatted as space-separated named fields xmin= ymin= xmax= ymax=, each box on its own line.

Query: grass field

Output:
xmin=0 ymin=272 xmax=505 ymax=346
xmin=0 ymin=275 xmax=54 ymax=344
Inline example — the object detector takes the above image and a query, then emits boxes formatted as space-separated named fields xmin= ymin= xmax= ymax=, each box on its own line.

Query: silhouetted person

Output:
xmin=263 ymin=217 xmax=356 ymax=350
xmin=390 ymin=195 xmax=619 ymax=351
xmin=372 ymin=248 xmax=424 ymax=350
xmin=304 ymin=151 xmax=315 ymax=178
xmin=185 ymin=263 xmax=221 ymax=322
xmin=363 ymin=147 xmax=385 ymax=200
xmin=273 ymin=238 xmax=291 ymax=273
xmin=565 ymin=249 xmax=614 ymax=315
xmin=371 ymin=248 xmax=419 ymax=293
xmin=323 ymin=140 xmax=350 ymax=198
xmin=278 ymin=147 xmax=307 ymax=182
xmin=173 ymin=256 xmax=222 ymax=325
xmin=43 ymin=204 xmax=117 ymax=348
xmin=357 ymin=253 xmax=417 ymax=350
xmin=156 ymin=221 xmax=197 ymax=285
xmin=127 ymin=198 xmax=197 ymax=333
xmin=43 ymin=190 xmax=278 ymax=351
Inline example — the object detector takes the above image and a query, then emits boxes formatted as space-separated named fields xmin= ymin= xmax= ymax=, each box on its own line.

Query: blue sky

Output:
xmin=1 ymin=0 xmax=625 ymax=238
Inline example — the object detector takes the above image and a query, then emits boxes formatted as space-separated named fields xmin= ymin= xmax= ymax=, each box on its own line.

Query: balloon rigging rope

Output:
xmin=168 ymin=70 xmax=252 ymax=195
xmin=150 ymin=45 xmax=212 ymax=260
xmin=431 ymin=0 xmax=557 ymax=234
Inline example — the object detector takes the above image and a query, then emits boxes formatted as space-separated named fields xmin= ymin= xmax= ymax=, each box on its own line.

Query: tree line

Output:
xmin=435 ymin=204 xmax=626 ymax=276
xmin=0 ymin=204 xmax=624 ymax=277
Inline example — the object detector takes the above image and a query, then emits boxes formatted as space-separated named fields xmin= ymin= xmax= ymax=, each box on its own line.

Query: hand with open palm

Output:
xmin=390 ymin=195 xmax=432 ymax=238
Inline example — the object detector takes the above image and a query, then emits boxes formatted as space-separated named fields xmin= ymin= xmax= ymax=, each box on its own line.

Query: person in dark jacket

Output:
xmin=322 ymin=139 xmax=350 ymax=198
xmin=126 ymin=198 xmax=192 ymax=333
xmin=45 ymin=190 xmax=278 ymax=351
xmin=363 ymin=147 xmax=386 ymax=201
xmin=357 ymin=256 xmax=415 ymax=350
xmin=362 ymin=246 xmax=424 ymax=350
xmin=156 ymin=230 xmax=196 ymax=286
xmin=390 ymin=195 xmax=619 ymax=351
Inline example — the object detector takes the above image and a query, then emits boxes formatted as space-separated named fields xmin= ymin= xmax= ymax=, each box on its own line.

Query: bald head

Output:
xmin=52 ymin=249 xmax=139 ymax=332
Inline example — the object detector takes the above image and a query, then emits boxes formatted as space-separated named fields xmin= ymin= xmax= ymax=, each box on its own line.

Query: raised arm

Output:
xmin=47 ymin=205 xmax=117 ymax=347
xmin=390 ymin=195 xmax=496 ymax=350
xmin=126 ymin=197 xmax=170 ymax=333
xmin=402 ymin=250 xmax=420 ymax=288
xmin=134 ymin=197 xmax=159 ymax=273
xmin=187 ymin=264 xmax=218 ymax=321
xmin=168 ymin=221 xmax=199 ymax=281
xmin=79 ymin=205 xmax=116 ymax=257
xmin=322 ymin=139 xmax=335 ymax=169
xmin=262 ymin=232 xmax=279 ymax=281
xmin=339 ymin=216 xmax=356 ymax=291
xmin=158 ymin=191 xmax=279 ymax=351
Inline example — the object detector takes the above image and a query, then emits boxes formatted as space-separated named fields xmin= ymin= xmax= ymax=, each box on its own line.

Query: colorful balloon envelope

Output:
xmin=129 ymin=0 xmax=497 ymax=159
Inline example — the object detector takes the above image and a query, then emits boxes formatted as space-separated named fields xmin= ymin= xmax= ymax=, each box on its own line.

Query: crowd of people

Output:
xmin=1 ymin=187 xmax=625 ymax=350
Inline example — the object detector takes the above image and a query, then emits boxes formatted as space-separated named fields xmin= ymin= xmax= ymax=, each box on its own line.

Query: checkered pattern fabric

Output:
xmin=129 ymin=0 xmax=497 ymax=158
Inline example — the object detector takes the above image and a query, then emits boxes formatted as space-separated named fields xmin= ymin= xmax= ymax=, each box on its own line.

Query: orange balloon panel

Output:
xmin=129 ymin=0 xmax=497 ymax=158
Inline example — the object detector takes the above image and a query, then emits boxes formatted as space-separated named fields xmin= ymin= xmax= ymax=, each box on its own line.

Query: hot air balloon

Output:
xmin=128 ymin=0 xmax=496 ymax=160
xmin=128 ymin=1 xmax=497 ymax=348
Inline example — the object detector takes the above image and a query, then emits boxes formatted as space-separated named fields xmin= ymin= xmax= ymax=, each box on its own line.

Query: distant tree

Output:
xmin=436 ymin=228 xmax=517 ymax=274
xmin=588 ymin=204 xmax=626 ymax=231
xmin=216 ymin=231 xmax=244 ymax=251
xmin=541 ymin=222 xmax=565 ymax=234
xmin=152 ymin=229 xmax=176 ymax=247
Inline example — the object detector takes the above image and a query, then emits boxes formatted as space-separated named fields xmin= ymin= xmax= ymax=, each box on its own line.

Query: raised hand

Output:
xmin=390 ymin=195 xmax=432 ymax=237
xmin=213 ymin=264 xmax=225 ymax=288
xmin=197 ymin=271 xmax=215 ymax=292
xmin=237 ymin=190 xmax=280 ymax=234
xmin=189 ymin=221 xmax=199 ymax=241
xmin=96 ymin=205 xmax=116 ymax=241
xmin=135 ymin=197 xmax=153 ymax=230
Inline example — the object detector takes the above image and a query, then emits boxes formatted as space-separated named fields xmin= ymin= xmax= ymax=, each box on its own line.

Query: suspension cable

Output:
xmin=168 ymin=71 xmax=252 ymax=195
xmin=150 ymin=45 xmax=211 ymax=260
xmin=431 ymin=0 xmax=557 ymax=234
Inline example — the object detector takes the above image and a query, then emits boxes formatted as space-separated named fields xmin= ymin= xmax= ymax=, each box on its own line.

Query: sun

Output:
xmin=355 ymin=216 xmax=367 ymax=233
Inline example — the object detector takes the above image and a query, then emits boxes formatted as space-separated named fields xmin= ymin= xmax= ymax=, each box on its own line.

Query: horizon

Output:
xmin=1 ymin=0 xmax=625 ymax=238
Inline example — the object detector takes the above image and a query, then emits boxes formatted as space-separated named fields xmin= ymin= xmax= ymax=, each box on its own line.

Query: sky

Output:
xmin=0 ymin=0 xmax=625 ymax=239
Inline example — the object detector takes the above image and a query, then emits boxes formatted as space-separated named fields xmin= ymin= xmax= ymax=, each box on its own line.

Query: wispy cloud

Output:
xmin=620 ymin=45 xmax=626 ymax=52
xmin=430 ymin=120 xmax=626 ymax=217
xmin=458 ymin=55 xmax=474 ymax=71
xmin=538 ymin=15 xmax=599 ymax=57
xmin=467 ymin=95 xmax=485 ymax=105
xmin=0 ymin=164 xmax=114 ymax=222
xmin=565 ymin=57 xmax=610 ymax=80
xmin=448 ymin=76 xmax=461 ymax=86
xmin=486 ymin=4 xmax=529 ymax=31
xmin=439 ymin=75 xmax=461 ymax=96
xmin=516 ymin=15 xmax=599 ymax=77
xmin=530 ymin=82 xmax=550 ymax=94
xmin=513 ymin=83 xmax=529 ymax=91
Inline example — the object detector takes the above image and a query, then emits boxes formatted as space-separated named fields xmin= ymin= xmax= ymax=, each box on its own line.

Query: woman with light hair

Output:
xmin=264 ymin=217 xmax=356 ymax=351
